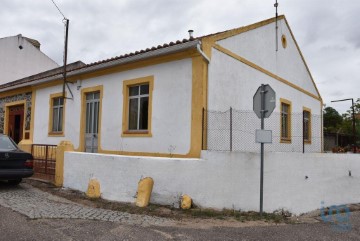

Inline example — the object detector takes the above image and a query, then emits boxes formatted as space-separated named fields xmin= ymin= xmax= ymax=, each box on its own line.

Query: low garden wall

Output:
xmin=63 ymin=151 xmax=360 ymax=215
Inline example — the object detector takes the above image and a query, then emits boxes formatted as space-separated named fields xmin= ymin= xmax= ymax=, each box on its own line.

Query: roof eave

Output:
xmin=0 ymin=40 xmax=200 ymax=93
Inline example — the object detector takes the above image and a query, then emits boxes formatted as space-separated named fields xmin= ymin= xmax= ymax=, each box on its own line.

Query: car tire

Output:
xmin=8 ymin=179 xmax=22 ymax=185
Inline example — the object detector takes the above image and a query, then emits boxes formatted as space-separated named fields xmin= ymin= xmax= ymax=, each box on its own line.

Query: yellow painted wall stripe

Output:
xmin=213 ymin=44 xmax=321 ymax=101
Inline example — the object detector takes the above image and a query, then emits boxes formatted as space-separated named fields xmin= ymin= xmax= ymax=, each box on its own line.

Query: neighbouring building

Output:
xmin=0 ymin=34 xmax=60 ymax=143
xmin=0 ymin=35 xmax=59 ymax=84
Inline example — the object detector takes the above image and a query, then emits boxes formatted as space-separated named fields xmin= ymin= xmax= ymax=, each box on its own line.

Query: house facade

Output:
xmin=1 ymin=15 xmax=322 ymax=156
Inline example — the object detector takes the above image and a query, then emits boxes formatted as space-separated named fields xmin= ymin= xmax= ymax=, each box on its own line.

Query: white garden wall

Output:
xmin=64 ymin=151 xmax=360 ymax=215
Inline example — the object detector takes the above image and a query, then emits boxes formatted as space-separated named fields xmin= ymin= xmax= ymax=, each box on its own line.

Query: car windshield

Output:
xmin=0 ymin=135 xmax=18 ymax=150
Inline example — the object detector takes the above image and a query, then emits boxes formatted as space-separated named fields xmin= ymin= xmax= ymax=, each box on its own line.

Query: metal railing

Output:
xmin=31 ymin=144 xmax=57 ymax=182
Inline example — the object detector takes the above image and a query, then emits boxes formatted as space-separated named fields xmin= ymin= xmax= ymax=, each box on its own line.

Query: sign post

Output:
xmin=253 ymin=84 xmax=276 ymax=217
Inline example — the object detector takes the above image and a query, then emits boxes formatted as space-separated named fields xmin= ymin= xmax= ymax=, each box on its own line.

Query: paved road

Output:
xmin=1 ymin=183 xmax=360 ymax=241
xmin=0 ymin=183 xmax=170 ymax=226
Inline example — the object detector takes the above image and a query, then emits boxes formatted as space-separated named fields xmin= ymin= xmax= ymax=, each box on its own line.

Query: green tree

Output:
xmin=323 ymin=106 xmax=343 ymax=133
xmin=341 ymin=98 xmax=360 ymax=138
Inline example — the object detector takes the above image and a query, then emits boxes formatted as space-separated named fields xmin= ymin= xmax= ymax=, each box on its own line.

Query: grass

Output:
xmin=186 ymin=208 xmax=288 ymax=223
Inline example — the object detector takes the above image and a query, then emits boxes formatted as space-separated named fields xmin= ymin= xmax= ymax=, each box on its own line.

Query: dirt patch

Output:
xmin=24 ymin=179 xmax=310 ymax=228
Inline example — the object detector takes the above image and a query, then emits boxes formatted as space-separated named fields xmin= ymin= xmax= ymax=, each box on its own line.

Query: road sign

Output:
xmin=253 ymin=85 xmax=276 ymax=118
xmin=255 ymin=130 xmax=272 ymax=143
xmin=253 ymin=84 xmax=276 ymax=217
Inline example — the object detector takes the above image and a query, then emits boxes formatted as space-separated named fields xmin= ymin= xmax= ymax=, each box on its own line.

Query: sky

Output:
xmin=1 ymin=0 xmax=359 ymax=114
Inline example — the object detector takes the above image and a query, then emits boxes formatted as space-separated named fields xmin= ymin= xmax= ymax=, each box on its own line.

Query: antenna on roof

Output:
xmin=274 ymin=0 xmax=279 ymax=51
xmin=50 ymin=0 xmax=73 ymax=100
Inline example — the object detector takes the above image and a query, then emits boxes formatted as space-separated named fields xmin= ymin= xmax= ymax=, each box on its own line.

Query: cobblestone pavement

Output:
xmin=0 ymin=183 xmax=173 ymax=226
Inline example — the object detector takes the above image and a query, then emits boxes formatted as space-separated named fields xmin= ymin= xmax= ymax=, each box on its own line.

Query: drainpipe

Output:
xmin=197 ymin=42 xmax=210 ymax=63
xmin=196 ymin=42 xmax=210 ymax=152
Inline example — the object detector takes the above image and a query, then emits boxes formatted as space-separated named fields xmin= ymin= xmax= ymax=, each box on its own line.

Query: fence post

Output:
xmin=230 ymin=107 xmax=233 ymax=152
xmin=55 ymin=140 xmax=74 ymax=187
xmin=303 ymin=111 xmax=305 ymax=153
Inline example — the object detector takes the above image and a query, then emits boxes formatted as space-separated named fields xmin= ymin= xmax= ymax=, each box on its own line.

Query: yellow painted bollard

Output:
xmin=136 ymin=177 xmax=154 ymax=207
xmin=86 ymin=179 xmax=101 ymax=198
xmin=181 ymin=194 xmax=192 ymax=210
xmin=18 ymin=139 xmax=33 ymax=153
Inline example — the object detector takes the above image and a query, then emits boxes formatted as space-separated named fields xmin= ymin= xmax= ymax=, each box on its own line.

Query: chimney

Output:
xmin=188 ymin=30 xmax=194 ymax=39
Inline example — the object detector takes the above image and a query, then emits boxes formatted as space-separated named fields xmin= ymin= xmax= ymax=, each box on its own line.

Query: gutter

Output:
xmin=196 ymin=42 xmax=210 ymax=63
xmin=0 ymin=40 xmax=201 ymax=93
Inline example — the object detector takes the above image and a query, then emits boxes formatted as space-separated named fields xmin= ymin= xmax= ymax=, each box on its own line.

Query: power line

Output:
xmin=50 ymin=0 xmax=66 ymax=19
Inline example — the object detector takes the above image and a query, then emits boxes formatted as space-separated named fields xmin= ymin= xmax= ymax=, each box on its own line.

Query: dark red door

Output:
xmin=8 ymin=105 xmax=24 ymax=144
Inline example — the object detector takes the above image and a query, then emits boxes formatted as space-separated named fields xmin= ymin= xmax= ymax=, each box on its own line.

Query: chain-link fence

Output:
xmin=203 ymin=108 xmax=322 ymax=153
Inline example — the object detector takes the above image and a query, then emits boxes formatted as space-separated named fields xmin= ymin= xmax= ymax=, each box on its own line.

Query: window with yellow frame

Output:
xmin=280 ymin=98 xmax=291 ymax=142
xmin=122 ymin=76 xmax=153 ymax=137
xmin=48 ymin=93 xmax=65 ymax=136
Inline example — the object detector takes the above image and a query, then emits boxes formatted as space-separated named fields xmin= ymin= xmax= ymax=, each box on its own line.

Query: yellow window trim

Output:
xmin=280 ymin=98 xmax=292 ymax=143
xmin=48 ymin=92 xmax=66 ymax=137
xmin=121 ymin=76 xmax=154 ymax=137
xmin=4 ymin=100 xmax=27 ymax=141
xmin=73 ymin=54 xmax=206 ymax=157
xmin=97 ymin=55 xmax=206 ymax=157
xmin=76 ymin=85 xmax=103 ymax=152
xmin=303 ymin=107 xmax=312 ymax=144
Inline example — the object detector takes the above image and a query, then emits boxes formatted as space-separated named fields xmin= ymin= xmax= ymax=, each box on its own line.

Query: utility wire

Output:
xmin=50 ymin=0 xmax=66 ymax=19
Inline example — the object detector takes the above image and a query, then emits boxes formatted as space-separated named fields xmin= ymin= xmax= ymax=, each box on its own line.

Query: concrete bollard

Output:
xmin=18 ymin=139 xmax=33 ymax=153
xmin=86 ymin=178 xmax=101 ymax=198
xmin=55 ymin=140 xmax=74 ymax=187
xmin=136 ymin=177 xmax=154 ymax=207
xmin=181 ymin=194 xmax=192 ymax=210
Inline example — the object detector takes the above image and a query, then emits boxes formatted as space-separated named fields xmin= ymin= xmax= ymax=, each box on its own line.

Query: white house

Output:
xmin=0 ymin=15 xmax=322 ymax=156
xmin=4 ymin=16 xmax=346 ymax=216
xmin=0 ymin=35 xmax=59 ymax=84
xmin=0 ymin=34 xmax=59 ymax=143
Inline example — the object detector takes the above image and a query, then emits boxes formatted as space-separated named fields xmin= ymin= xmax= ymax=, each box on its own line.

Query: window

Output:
xmin=52 ymin=97 xmax=64 ymax=132
xmin=49 ymin=93 xmax=65 ymax=136
xmin=280 ymin=99 xmax=291 ymax=142
xmin=303 ymin=108 xmax=311 ymax=143
xmin=122 ymin=76 xmax=153 ymax=137
xmin=128 ymin=84 xmax=149 ymax=130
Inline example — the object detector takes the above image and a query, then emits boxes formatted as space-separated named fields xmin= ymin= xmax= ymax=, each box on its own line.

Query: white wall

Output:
xmin=0 ymin=36 xmax=59 ymax=84
xmin=64 ymin=151 xmax=360 ymax=215
xmin=33 ymin=58 xmax=193 ymax=155
xmin=217 ymin=19 xmax=318 ymax=97
xmin=207 ymin=20 xmax=322 ymax=152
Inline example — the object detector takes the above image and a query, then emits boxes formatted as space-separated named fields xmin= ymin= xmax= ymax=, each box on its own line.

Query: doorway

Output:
xmin=85 ymin=91 xmax=100 ymax=153
xmin=7 ymin=105 xmax=25 ymax=144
